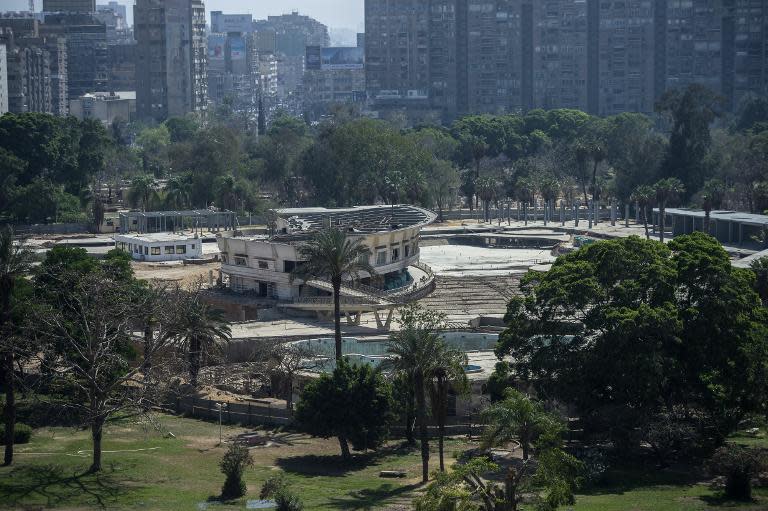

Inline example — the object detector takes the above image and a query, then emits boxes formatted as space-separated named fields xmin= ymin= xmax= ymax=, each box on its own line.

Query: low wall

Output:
xmin=166 ymin=396 xmax=291 ymax=426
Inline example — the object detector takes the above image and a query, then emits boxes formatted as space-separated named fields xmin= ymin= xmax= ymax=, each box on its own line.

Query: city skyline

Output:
xmin=3 ymin=0 xmax=365 ymax=31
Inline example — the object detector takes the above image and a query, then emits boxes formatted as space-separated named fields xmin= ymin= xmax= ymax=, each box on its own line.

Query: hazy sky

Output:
xmin=6 ymin=0 xmax=365 ymax=30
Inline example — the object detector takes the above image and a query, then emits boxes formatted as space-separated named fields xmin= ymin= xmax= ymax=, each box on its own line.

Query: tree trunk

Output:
xmin=438 ymin=423 xmax=445 ymax=472
xmin=643 ymin=206 xmax=650 ymax=240
xmin=143 ymin=324 xmax=153 ymax=383
xmin=659 ymin=203 xmax=666 ymax=243
xmin=90 ymin=417 xmax=105 ymax=473
xmin=332 ymin=277 xmax=342 ymax=361
xmin=189 ymin=336 xmax=201 ymax=388
xmin=405 ymin=386 xmax=416 ymax=446
xmin=3 ymin=351 xmax=15 ymax=466
xmin=415 ymin=369 xmax=429 ymax=483
xmin=338 ymin=435 xmax=351 ymax=461
xmin=705 ymin=210 xmax=711 ymax=235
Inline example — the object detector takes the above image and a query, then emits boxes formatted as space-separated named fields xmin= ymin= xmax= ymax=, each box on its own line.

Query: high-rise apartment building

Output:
xmin=42 ymin=0 xmax=96 ymax=13
xmin=0 ymin=14 xmax=69 ymax=115
xmin=0 ymin=44 xmax=8 ymax=114
xmin=40 ymin=13 xmax=108 ymax=99
xmin=365 ymin=0 xmax=768 ymax=121
xmin=134 ymin=0 xmax=207 ymax=121
xmin=0 ymin=28 xmax=53 ymax=113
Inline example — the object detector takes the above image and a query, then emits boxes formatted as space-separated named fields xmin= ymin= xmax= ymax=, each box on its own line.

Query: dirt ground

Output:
xmin=131 ymin=260 xmax=221 ymax=286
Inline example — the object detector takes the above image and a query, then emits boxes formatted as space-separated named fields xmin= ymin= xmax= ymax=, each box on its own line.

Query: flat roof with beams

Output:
xmin=654 ymin=208 xmax=768 ymax=226
xmin=275 ymin=204 xmax=436 ymax=234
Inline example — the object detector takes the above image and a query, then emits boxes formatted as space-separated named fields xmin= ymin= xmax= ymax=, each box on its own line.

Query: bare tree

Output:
xmin=254 ymin=339 xmax=317 ymax=413
xmin=35 ymin=271 xmax=177 ymax=472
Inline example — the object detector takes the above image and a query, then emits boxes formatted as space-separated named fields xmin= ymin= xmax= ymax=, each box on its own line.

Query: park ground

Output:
xmin=0 ymin=413 xmax=767 ymax=510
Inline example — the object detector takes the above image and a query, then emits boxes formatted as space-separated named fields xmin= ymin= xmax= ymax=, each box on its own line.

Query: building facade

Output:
xmin=69 ymin=90 xmax=135 ymax=123
xmin=365 ymin=0 xmax=768 ymax=120
xmin=0 ymin=44 xmax=7 ymax=114
xmin=218 ymin=205 xmax=435 ymax=300
xmin=114 ymin=233 xmax=204 ymax=262
xmin=134 ymin=0 xmax=207 ymax=121
xmin=210 ymin=11 xmax=253 ymax=34
xmin=0 ymin=29 xmax=53 ymax=113
xmin=42 ymin=0 xmax=96 ymax=13
xmin=40 ymin=13 xmax=108 ymax=100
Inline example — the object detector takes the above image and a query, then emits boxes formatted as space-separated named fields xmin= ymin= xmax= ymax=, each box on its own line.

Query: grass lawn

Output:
xmin=0 ymin=412 xmax=461 ymax=510
xmin=564 ymin=429 xmax=768 ymax=511
xmin=2 ymin=414 xmax=768 ymax=510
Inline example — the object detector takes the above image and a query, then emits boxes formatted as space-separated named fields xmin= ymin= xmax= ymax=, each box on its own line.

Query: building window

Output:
xmin=404 ymin=245 xmax=410 ymax=257
xmin=144 ymin=247 xmax=149 ymax=255
xmin=376 ymin=251 xmax=387 ymax=265
xmin=392 ymin=247 xmax=400 ymax=261
xmin=151 ymin=247 xmax=160 ymax=255
xmin=191 ymin=244 xmax=196 ymax=250
xmin=284 ymin=260 xmax=296 ymax=273
xmin=176 ymin=245 xmax=186 ymax=254
xmin=165 ymin=246 xmax=175 ymax=254
xmin=234 ymin=256 xmax=248 ymax=266
xmin=128 ymin=243 xmax=132 ymax=252
xmin=258 ymin=260 xmax=269 ymax=269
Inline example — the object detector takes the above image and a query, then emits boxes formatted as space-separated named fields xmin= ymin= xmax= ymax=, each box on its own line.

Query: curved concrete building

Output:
xmin=217 ymin=205 xmax=436 ymax=301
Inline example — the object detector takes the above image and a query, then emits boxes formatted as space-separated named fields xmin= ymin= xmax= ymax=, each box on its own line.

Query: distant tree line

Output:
xmin=3 ymin=86 xmax=768 ymax=227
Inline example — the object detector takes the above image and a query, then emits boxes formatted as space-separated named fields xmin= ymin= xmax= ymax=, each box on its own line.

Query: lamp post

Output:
xmin=216 ymin=403 xmax=227 ymax=445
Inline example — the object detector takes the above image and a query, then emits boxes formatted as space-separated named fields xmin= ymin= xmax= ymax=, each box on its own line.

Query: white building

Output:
xmin=217 ymin=205 xmax=435 ymax=300
xmin=0 ymin=44 xmax=8 ymax=114
xmin=69 ymin=90 xmax=135 ymax=125
xmin=114 ymin=233 xmax=203 ymax=262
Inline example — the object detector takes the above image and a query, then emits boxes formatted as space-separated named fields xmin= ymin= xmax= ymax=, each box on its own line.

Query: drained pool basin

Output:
xmin=293 ymin=332 xmax=499 ymax=373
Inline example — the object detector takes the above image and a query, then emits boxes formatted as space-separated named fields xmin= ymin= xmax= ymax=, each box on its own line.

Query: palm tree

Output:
xmin=293 ymin=228 xmax=374 ymax=361
xmin=387 ymin=304 xmax=449 ymax=483
xmin=631 ymin=185 xmax=655 ymax=240
xmin=429 ymin=349 xmax=467 ymax=471
xmin=653 ymin=178 xmax=685 ymax=243
xmin=173 ymin=299 xmax=232 ymax=388
xmin=538 ymin=176 xmax=560 ymax=226
xmin=476 ymin=176 xmax=497 ymax=223
xmin=164 ymin=175 xmax=191 ymax=210
xmin=701 ymin=179 xmax=725 ymax=235
xmin=128 ymin=174 xmax=158 ymax=211
xmin=481 ymin=388 xmax=560 ymax=461
xmin=0 ymin=227 xmax=32 ymax=466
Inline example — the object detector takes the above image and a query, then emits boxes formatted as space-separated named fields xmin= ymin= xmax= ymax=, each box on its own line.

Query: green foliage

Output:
xmin=219 ymin=442 xmax=253 ymax=500
xmin=656 ymin=84 xmax=723 ymax=198
xmin=709 ymin=444 xmax=767 ymax=501
xmin=259 ymin=473 xmax=288 ymax=499
xmin=484 ymin=361 xmax=515 ymax=402
xmin=498 ymin=234 xmax=768 ymax=448
xmin=295 ymin=359 xmax=394 ymax=456
xmin=0 ymin=423 xmax=32 ymax=445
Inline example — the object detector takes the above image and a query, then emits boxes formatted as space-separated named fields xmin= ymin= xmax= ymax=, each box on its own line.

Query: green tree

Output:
xmin=163 ymin=175 xmax=192 ymax=210
xmin=172 ymin=296 xmax=231 ymax=389
xmin=293 ymin=228 xmax=374 ymax=361
xmin=426 ymin=159 xmax=459 ymax=222
xmin=481 ymin=388 xmax=561 ymax=461
xmin=220 ymin=442 xmax=253 ymax=500
xmin=631 ymin=185 xmax=655 ymax=239
xmin=429 ymin=347 xmax=467 ymax=471
xmin=749 ymin=256 xmax=768 ymax=305
xmin=0 ymin=227 xmax=33 ymax=465
xmin=295 ymin=359 xmax=393 ymax=461
xmin=135 ymin=124 xmax=170 ymax=176
xmin=476 ymin=176 xmax=497 ymax=223
xmin=387 ymin=304 xmax=453 ymax=482
xmin=128 ymin=174 xmax=159 ymax=211
xmin=497 ymin=234 xmax=768 ymax=448
xmin=656 ymin=84 xmax=723 ymax=196
xmin=700 ymin=178 xmax=725 ymax=234
xmin=653 ymin=177 xmax=685 ymax=242
xmin=709 ymin=445 xmax=767 ymax=501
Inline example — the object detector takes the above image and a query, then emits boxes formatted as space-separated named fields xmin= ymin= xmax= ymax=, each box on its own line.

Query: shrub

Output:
xmin=275 ymin=490 xmax=304 ymax=511
xmin=219 ymin=443 xmax=253 ymax=500
xmin=260 ymin=473 xmax=303 ymax=511
xmin=260 ymin=474 xmax=288 ymax=499
xmin=0 ymin=423 xmax=32 ymax=444
xmin=709 ymin=444 xmax=767 ymax=501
